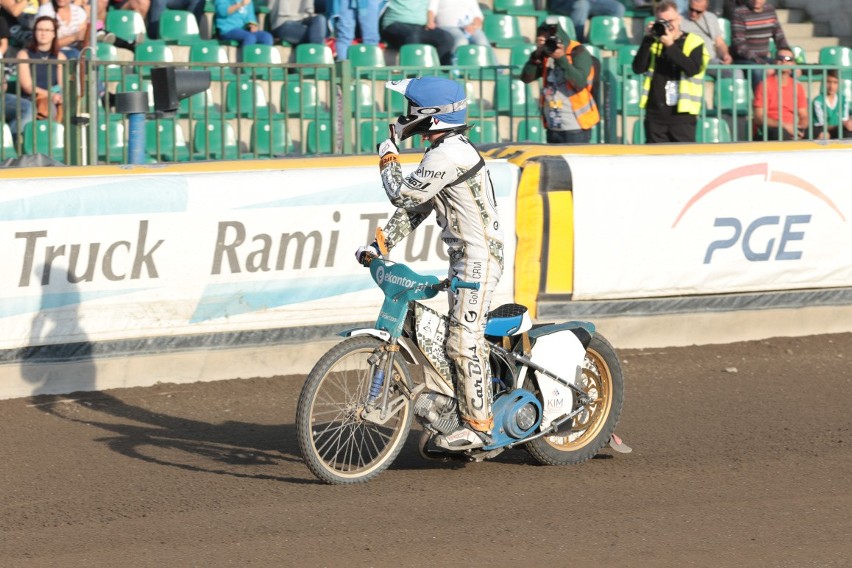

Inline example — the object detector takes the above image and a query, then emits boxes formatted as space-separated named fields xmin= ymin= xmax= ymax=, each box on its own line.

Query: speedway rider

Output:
xmin=356 ymin=76 xmax=504 ymax=450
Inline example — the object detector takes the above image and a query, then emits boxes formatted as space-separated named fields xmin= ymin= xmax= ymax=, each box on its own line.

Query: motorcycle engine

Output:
xmin=414 ymin=393 xmax=462 ymax=434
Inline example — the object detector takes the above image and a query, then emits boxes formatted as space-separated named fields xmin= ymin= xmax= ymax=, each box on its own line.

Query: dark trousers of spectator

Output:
xmin=381 ymin=23 xmax=454 ymax=65
xmin=272 ymin=15 xmax=328 ymax=46
xmin=817 ymin=125 xmax=852 ymax=140
xmin=546 ymin=128 xmax=592 ymax=144
xmin=645 ymin=113 xmax=697 ymax=143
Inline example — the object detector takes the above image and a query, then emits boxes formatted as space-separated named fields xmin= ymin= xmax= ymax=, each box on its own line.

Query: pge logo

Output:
xmin=671 ymin=163 xmax=845 ymax=264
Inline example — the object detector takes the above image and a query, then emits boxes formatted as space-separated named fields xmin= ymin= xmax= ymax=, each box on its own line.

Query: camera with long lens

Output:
xmin=651 ymin=19 xmax=671 ymax=38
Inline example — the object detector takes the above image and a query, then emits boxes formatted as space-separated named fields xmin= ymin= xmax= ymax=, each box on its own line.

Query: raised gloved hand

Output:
xmin=376 ymin=137 xmax=399 ymax=158
xmin=355 ymin=241 xmax=381 ymax=266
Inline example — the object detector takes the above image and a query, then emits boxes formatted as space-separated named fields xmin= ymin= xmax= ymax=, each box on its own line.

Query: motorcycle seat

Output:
xmin=485 ymin=303 xmax=533 ymax=337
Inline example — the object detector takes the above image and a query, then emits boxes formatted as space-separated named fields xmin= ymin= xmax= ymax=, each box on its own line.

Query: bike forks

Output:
xmin=361 ymin=339 xmax=410 ymax=425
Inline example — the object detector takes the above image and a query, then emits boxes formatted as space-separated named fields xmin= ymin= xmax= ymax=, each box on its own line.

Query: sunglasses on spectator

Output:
xmin=776 ymin=55 xmax=794 ymax=62
xmin=689 ymin=7 xmax=705 ymax=14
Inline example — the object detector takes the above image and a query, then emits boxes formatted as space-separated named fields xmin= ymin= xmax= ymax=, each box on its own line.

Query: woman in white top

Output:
xmin=427 ymin=0 xmax=497 ymax=65
xmin=36 ymin=0 xmax=88 ymax=59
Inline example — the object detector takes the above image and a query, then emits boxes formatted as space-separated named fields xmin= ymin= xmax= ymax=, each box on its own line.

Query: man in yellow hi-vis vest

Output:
xmin=632 ymin=0 xmax=709 ymax=143
xmin=520 ymin=21 xmax=600 ymax=144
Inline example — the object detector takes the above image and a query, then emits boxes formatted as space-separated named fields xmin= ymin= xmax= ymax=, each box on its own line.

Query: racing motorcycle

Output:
xmin=295 ymin=255 xmax=629 ymax=485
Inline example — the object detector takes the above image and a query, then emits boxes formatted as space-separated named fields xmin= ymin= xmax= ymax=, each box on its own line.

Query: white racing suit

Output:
xmin=379 ymin=131 xmax=504 ymax=432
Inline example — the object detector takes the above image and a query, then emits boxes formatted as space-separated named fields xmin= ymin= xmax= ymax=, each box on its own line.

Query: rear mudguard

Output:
xmin=519 ymin=322 xmax=594 ymax=430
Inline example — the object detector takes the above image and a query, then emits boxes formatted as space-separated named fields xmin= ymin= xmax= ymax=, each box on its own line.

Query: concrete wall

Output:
xmin=778 ymin=0 xmax=852 ymax=41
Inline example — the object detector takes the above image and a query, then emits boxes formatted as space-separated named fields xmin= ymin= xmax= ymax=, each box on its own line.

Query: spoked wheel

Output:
xmin=526 ymin=333 xmax=624 ymax=466
xmin=295 ymin=336 xmax=413 ymax=484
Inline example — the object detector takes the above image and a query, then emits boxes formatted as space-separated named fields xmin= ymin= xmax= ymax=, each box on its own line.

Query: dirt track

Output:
xmin=2 ymin=333 xmax=851 ymax=567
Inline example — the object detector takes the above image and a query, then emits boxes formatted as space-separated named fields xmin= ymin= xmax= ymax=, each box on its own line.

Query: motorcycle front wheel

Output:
xmin=525 ymin=333 xmax=625 ymax=466
xmin=296 ymin=336 xmax=414 ymax=484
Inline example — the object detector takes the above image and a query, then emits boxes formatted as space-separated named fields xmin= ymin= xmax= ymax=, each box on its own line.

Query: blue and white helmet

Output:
xmin=386 ymin=76 xmax=467 ymax=140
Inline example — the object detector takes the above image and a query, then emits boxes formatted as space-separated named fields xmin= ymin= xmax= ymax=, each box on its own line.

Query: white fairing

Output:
xmin=528 ymin=330 xmax=588 ymax=429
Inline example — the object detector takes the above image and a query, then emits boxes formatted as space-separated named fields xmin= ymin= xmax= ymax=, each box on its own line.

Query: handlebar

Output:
xmin=449 ymin=277 xmax=480 ymax=293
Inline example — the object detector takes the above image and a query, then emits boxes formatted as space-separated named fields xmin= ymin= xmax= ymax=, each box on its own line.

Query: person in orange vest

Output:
xmin=520 ymin=21 xmax=600 ymax=144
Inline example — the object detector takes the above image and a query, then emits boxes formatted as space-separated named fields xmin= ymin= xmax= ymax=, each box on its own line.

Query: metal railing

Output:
xmin=1 ymin=55 xmax=850 ymax=165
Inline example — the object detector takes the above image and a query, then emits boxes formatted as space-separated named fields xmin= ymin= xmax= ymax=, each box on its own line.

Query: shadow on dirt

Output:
xmin=30 ymin=391 xmax=322 ymax=485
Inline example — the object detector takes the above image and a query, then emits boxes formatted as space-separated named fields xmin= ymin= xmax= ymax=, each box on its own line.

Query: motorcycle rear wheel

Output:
xmin=525 ymin=333 xmax=624 ymax=466
xmin=296 ymin=336 xmax=414 ymax=484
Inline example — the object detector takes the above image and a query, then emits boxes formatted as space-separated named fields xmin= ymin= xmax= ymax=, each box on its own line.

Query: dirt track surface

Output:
xmin=2 ymin=333 xmax=851 ymax=567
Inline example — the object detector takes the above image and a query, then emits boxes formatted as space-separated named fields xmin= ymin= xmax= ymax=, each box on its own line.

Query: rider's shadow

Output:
xmin=32 ymin=387 xmax=320 ymax=484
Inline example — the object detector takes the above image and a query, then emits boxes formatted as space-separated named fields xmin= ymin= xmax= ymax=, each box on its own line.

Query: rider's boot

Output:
xmin=434 ymin=417 xmax=493 ymax=450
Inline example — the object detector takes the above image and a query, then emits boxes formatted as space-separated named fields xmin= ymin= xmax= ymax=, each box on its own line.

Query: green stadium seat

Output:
xmin=516 ymin=118 xmax=545 ymax=142
xmin=467 ymin=121 xmax=498 ymax=144
xmin=542 ymin=15 xmax=576 ymax=41
xmin=483 ymin=14 xmax=527 ymax=48
xmin=179 ymin=87 xmax=222 ymax=118
xmin=135 ymin=42 xmax=175 ymax=77
xmin=281 ymin=79 xmax=330 ymax=118
xmin=614 ymin=44 xmax=638 ymax=73
xmin=819 ymin=46 xmax=852 ymax=80
xmin=455 ymin=44 xmax=499 ymax=80
xmin=509 ymin=43 xmax=535 ymax=76
xmin=96 ymin=42 xmax=125 ymax=82
xmin=351 ymin=80 xmax=385 ymax=118
xmin=2 ymin=123 xmax=17 ymax=158
xmin=146 ymin=119 xmax=190 ymax=161
xmin=348 ymin=44 xmax=389 ymax=79
xmin=718 ymin=17 xmax=731 ymax=46
xmin=305 ymin=120 xmax=332 ymax=153
xmin=246 ymin=120 xmax=293 ymax=157
xmin=493 ymin=78 xmax=538 ymax=117
xmin=159 ymin=10 xmax=203 ymax=45
xmin=399 ymin=43 xmax=441 ymax=70
xmin=359 ymin=120 xmax=383 ymax=153
xmin=294 ymin=42 xmax=335 ymax=79
xmin=98 ymin=120 xmax=126 ymax=162
xmin=714 ymin=77 xmax=751 ymax=115
xmin=790 ymin=45 xmax=806 ymax=65
xmin=696 ymin=117 xmax=732 ymax=143
xmin=22 ymin=120 xmax=65 ymax=161
xmin=493 ymin=0 xmax=540 ymax=16
xmin=613 ymin=74 xmax=642 ymax=116
xmin=587 ymin=15 xmax=630 ymax=51
xmin=242 ymin=44 xmax=284 ymax=80
xmin=226 ymin=79 xmax=273 ymax=118
xmin=193 ymin=120 xmax=239 ymax=160
xmin=632 ymin=119 xmax=645 ymax=144
xmin=190 ymin=42 xmax=235 ymax=81
xmin=106 ymin=9 xmax=147 ymax=43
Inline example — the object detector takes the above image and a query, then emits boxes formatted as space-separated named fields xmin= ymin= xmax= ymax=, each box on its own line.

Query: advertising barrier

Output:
xmin=0 ymin=159 xmax=519 ymax=353
xmin=569 ymin=148 xmax=852 ymax=300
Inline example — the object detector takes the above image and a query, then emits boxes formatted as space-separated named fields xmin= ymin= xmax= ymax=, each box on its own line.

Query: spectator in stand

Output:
xmin=148 ymin=0 xmax=205 ymax=40
xmin=380 ymin=0 xmax=454 ymax=66
xmin=548 ymin=0 xmax=625 ymax=43
xmin=268 ymin=0 xmax=326 ymax=47
xmin=16 ymin=16 xmax=66 ymax=122
xmin=2 ymin=72 xmax=34 ymax=136
xmin=1 ymin=0 xmax=29 ymax=55
xmin=753 ymin=48 xmax=808 ymax=140
xmin=722 ymin=0 xmax=746 ymax=20
xmin=731 ymin=0 xmax=789 ymax=89
xmin=214 ymin=0 xmax=273 ymax=48
xmin=812 ymin=69 xmax=852 ymax=140
xmin=520 ymin=21 xmax=600 ymax=143
xmin=108 ymin=0 xmax=150 ymax=22
xmin=427 ymin=0 xmax=495 ymax=65
xmin=36 ymin=0 xmax=90 ymax=59
xmin=329 ymin=0 xmax=379 ymax=62
xmin=632 ymin=0 xmax=708 ymax=143
xmin=680 ymin=0 xmax=739 ymax=79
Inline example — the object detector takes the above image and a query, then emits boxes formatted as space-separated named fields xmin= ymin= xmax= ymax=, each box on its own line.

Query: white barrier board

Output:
xmin=0 ymin=161 xmax=518 ymax=350
xmin=569 ymin=150 xmax=852 ymax=300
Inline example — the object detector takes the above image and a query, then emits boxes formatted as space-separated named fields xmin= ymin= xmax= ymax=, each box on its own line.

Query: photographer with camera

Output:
xmin=520 ymin=21 xmax=600 ymax=144
xmin=632 ymin=0 xmax=709 ymax=143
